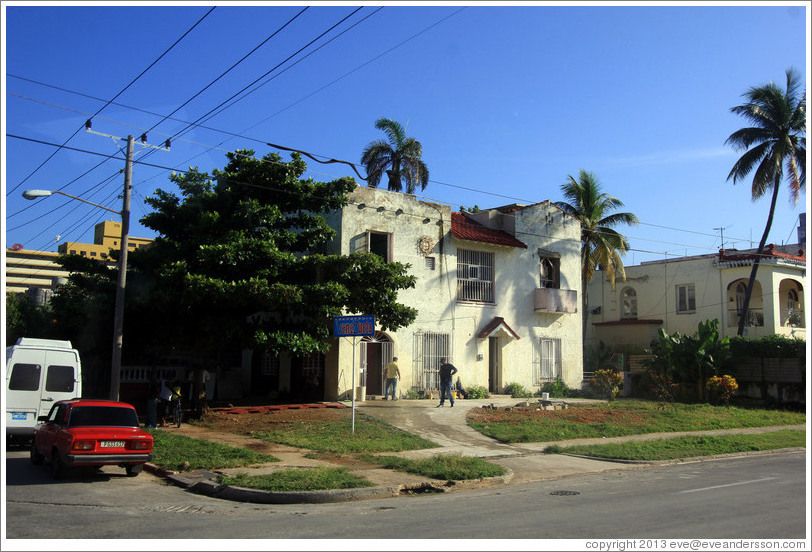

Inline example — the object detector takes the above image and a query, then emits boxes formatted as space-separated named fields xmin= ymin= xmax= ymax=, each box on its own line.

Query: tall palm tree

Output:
xmin=361 ymin=117 xmax=429 ymax=194
xmin=726 ymin=68 xmax=806 ymax=337
xmin=554 ymin=170 xmax=639 ymax=341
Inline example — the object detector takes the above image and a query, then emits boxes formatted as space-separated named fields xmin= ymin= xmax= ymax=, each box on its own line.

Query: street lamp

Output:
xmin=22 ymin=136 xmax=134 ymax=401
xmin=22 ymin=189 xmax=120 ymax=215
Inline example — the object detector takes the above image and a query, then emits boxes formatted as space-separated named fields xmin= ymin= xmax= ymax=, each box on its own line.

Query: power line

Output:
xmin=6 ymin=7 xmax=215 ymax=196
xmin=10 ymin=131 xmax=800 ymax=262
xmin=134 ymin=6 xmax=365 ymax=169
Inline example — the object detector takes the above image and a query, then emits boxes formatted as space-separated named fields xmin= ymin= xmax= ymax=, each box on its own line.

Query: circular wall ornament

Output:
xmin=417 ymin=236 xmax=434 ymax=256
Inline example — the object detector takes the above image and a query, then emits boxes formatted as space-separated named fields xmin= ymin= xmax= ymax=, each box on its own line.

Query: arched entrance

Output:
xmin=360 ymin=332 xmax=393 ymax=396
xmin=779 ymin=278 xmax=805 ymax=328
xmin=727 ymin=279 xmax=764 ymax=328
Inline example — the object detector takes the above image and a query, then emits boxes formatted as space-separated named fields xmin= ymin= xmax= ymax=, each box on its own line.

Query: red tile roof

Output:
xmin=451 ymin=212 xmax=527 ymax=249
xmin=719 ymin=244 xmax=806 ymax=263
xmin=476 ymin=316 xmax=521 ymax=340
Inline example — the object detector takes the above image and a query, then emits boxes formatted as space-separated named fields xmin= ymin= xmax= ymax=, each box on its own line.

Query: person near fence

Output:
xmin=145 ymin=370 xmax=160 ymax=428
xmin=384 ymin=357 xmax=401 ymax=400
xmin=437 ymin=358 xmax=458 ymax=407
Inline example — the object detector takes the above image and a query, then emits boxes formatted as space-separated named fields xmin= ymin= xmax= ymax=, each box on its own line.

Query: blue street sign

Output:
xmin=333 ymin=315 xmax=375 ymax=337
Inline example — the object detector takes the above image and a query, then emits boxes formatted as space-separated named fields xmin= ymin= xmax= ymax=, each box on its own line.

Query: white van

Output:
xmin=6 ymin=338 xmax=82 ymax=441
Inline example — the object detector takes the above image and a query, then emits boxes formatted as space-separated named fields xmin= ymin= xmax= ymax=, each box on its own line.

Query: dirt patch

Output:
xmin=201 ymin=407 xmax=352 ymax=435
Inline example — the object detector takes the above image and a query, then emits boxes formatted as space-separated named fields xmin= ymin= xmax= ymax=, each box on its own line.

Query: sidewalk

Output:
xmin=145 ymin=397 xmax=806 ymax=502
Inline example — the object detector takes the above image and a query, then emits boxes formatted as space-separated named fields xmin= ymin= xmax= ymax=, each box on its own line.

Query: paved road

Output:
xmin=5 ymin=448 xmax=807 ymax=541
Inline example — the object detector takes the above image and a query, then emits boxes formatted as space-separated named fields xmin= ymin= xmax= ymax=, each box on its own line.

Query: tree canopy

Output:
xmin=50 ymin=150 xmax=418 ymax=370
xmin=554 ymin=170 xmax=639 ymax=341
xmin=361 ymin=117 xmax=429 ymax=193
xmin=725 ymin=68 xmax=806 ymax=336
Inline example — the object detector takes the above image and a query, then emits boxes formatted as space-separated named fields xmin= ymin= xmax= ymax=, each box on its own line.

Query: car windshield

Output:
xmin=68 ymin=406 xmax=139 ymax=428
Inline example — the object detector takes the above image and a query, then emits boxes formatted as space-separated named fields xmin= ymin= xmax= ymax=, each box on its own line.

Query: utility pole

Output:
xmin=110 ymin=135 xmax=133 ymax=402
xmin=84 ymin=122 xmax=169 ymax=401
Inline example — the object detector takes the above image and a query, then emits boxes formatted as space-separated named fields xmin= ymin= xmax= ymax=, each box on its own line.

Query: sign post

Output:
xmin=333 ymin=315 xmax=375 ymax=432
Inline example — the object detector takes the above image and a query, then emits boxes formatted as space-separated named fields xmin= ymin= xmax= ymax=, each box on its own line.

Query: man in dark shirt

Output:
xmin=437 ymin=358 xmax=458 ymax=407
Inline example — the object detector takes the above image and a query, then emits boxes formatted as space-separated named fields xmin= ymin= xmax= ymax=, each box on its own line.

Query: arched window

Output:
xmin=736 ymin=282 xmax=747 ymax=312
xmin=621 ymin=288 xmax=637 ymax=319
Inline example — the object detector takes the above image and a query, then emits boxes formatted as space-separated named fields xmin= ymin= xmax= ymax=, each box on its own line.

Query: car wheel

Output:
xmin=30 ymin=444 xmax=45 ymax=465
xmin=125 ymin=463 xmax=143 ymax=477
xmin=51 ymin=450 xmax=67 ymax=479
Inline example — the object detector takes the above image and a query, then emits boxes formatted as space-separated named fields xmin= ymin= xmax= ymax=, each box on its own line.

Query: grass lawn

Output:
xmin=545 ymin=429 xmax=806 ymax=461
xmin=148 ymin=429 xmax=280 ymax=471
xmin=252 ymin=411 xmax=439 ymax=453
xmin=467 ymin=400 xmax=806 ymax=443
xmin=358 ymin=453 xmax=507 ymax=480
xmin=218 ymin=467 xmax=374 ymax=492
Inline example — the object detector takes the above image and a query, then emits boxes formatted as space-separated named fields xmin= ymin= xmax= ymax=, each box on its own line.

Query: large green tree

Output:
xmin=554 ymin=170 xmax=639 ymax=341
xmin=361 ymin=117 xmax=429 ymax=193
xmin=51 ymin=150 xmax=418 ymax=402
xmin=725 ymin=68 xmax=806 ymax=336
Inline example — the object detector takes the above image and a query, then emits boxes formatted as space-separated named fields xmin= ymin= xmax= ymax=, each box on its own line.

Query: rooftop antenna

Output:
xmin=714 ymin=225 xmax=731 ymax=250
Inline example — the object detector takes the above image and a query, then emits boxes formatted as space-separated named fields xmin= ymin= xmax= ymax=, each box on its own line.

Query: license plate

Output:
xmin=12 ymin=412 xmax=28 ymax=421
xmin=100 ymin=440 xmax=125 ymax=448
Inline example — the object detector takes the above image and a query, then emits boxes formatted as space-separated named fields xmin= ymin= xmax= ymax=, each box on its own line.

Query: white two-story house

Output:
xmin=312 ymin=186 xmax=583 ymax=400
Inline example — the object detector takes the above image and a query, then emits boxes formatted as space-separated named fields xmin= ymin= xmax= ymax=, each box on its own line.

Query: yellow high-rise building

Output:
xmin=57 ymin=220 xmax=153 ymax=260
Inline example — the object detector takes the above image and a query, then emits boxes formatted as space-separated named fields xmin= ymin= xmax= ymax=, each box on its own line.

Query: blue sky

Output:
xmin=3 ymin=2 xmax=809 ymax=265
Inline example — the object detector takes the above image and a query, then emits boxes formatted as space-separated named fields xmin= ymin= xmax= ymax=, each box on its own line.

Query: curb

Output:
xmin=144 ymin=462 xmax=514 ymax=504
xmin=557 ymin=446 xmax=807 ymax=465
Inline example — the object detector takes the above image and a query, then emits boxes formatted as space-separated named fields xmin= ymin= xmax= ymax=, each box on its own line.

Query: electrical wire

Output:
xmin=9 ymin=131 xmax=803 ymax=263
xmin=6 ymin=7 xmax=215 ymax=196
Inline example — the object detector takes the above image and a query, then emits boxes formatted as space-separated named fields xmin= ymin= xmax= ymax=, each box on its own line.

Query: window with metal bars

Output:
xmin=533 ymin=337 xmax=562 ymax=382
xmin=457 ymin=249 xmax=494 ymax=303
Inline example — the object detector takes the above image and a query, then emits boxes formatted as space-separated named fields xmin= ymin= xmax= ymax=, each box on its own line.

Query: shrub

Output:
xmin=503 ymin=382 xmax=532 ymax=398
xmin=590 ymin=369 xmax=624 ymax=401
xmin=730 ymin=335 xmax=806 ymax=359
xmin=537 ymin=377 xmax=592 ymax=398
xmin=404 ymin=388 xmax=423 ymax=400
xmin=706 ymin=375 xmax=738 ymax=406
xmin=465 ymin=385 xmax=489 ymax=399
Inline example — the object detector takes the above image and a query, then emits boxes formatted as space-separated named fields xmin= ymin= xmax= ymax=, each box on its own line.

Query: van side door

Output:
xmin=40 ymin=349 xmax=80 ymax=419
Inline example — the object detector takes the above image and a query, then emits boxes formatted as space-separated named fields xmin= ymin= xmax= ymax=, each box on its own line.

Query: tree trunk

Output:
xmin=737 ymin=177 xmax=781 ymax=336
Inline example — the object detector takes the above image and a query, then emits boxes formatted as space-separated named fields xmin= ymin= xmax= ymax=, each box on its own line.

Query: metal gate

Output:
xmin=359 ymin=334 xmax=393 ymax=395
xmin=412 ymin=331 xmax=451 ymax=391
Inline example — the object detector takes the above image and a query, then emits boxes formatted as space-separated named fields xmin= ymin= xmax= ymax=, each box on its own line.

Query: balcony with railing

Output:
xmin=457 ymin=279 xmax=494 ymax=304
xmin=727 ymin=308 xmax=764 ymax=328
xmin=534 ymin=288 xmax=577 ymax=314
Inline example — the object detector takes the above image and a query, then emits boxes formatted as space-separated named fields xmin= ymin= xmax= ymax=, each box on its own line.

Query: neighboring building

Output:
xmin=57 ymin=220 xmax=153 ymax=260
xmin=237 ymin=187 xmax=584 ymax=401
xmin=798 ymin=213 xmax=806 ymax=246
xmin=5 ymin=249 xmax=74 ymax=303
xmin=5 ymin=220 xmax=153 ymax=300
xmin=586 ymin=244 xmax=807 ymax=351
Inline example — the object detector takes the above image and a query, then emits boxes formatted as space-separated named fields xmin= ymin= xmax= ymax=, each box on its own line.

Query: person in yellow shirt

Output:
xmin=384 ymin=357 xmax=401 ymax=401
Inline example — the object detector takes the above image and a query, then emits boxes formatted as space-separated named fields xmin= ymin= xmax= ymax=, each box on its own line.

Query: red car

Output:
xmin=30 ymin=399 xmax=153 ymax=478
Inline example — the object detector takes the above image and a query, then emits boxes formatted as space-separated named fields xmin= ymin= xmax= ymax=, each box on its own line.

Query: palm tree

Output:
xmin=726 ymin=68 xmax=806 ymax=337
xmin=361 ymin=118 xmax=429 ymax=193
xmin=554 ymin=170 xmax=639 ymax=341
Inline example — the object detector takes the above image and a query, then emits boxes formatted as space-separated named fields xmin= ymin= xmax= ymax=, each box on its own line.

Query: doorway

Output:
xmin=360 ymin=333 xmax=393 ymax=396
xmin=488 ymin=336 xmax=502 ymax=393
